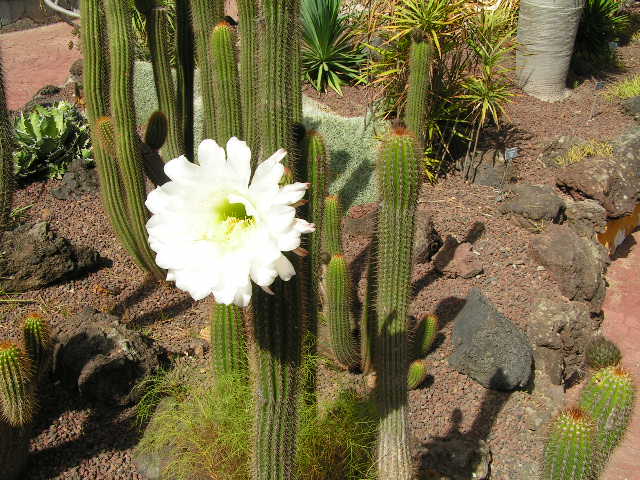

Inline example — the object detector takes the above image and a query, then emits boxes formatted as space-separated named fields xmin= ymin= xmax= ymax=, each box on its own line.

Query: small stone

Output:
xmin=433 ymin=237 xmax=483 ymax=279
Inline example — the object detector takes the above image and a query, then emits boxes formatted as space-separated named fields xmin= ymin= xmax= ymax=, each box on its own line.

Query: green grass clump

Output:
xmin=605 ymin=74 xmax=640 ymax=99
xmin=134 ymin=362 xmax=378 ymax=480
xmin=554 ymin=140 xmax=613 ymax=167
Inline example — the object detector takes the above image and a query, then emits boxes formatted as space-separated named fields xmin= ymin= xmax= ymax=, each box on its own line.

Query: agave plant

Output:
xmin=301 ymin=0 xmax=366 ymax=95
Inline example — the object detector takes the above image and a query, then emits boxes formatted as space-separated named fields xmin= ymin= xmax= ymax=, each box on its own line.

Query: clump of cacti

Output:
xmin=543 ymin=407 xmax=596 ymax=480
xmin=585 ymin=336 xmax=622 ymax=370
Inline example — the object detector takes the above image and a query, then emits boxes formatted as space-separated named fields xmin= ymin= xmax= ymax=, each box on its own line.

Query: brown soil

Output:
xmin=3 ymin=17 xmax=640 ymax=480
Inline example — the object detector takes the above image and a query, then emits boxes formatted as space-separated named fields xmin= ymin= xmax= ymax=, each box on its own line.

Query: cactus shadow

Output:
xmin=332 ymin=150 xmax=374 ymax=211
xmin=415 ymin=369 xmax=512 ymax=479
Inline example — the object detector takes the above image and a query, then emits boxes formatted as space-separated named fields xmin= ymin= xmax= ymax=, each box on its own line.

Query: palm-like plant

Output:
xmin=301 ymin=0 xmax=366 ymax=95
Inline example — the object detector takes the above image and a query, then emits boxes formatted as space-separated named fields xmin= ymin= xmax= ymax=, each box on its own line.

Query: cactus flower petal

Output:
xmin=145 ymin=137 xmax=313 ymax=306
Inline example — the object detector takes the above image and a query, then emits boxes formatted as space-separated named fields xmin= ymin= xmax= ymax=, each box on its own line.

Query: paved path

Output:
xmin=1 ymin=22 xmax=80 ymax=110
xmin=600 ymin=230 xmax=640 ymax=480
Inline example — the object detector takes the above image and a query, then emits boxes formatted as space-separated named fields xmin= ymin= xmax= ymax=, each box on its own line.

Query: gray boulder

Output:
xmin=417 ymin=438 xmax=491 ymax=480
xmin=52 ymin=309 xmax=167 ymax=406
xmin=621 ymin=96 xmax=640 ymax=120
xmin=563 ymin=198 xmax=607 ymax=240
xmin=459 ymin=149 xmax=516 ymax=188
xmin=528 ymin=224 xmax=608 ymax=311
xmin=499 ymin=184 xmax=565 ymax=232
xmin=527 ymin=298 xmax=598 ymax=385
xmin=0 ymin=222 xmax=100 ymax=292
xmin=50 ymin=158 xmax=99 ymax=200
xmin=448 ymin=289 xmax=533 ymax=390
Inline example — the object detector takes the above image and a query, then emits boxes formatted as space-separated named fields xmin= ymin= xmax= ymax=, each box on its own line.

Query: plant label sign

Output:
xmin=595 ymin=81 xmax=606 ymax=91
xmin=609 ymin=41 xmax=619 ymax=50
xmin=505 ymin=147 xmax=518 ymax=161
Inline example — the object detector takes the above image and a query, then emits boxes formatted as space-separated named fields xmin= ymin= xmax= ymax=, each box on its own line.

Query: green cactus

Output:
xmin=238 ymin=0 xmax=259 ymax=156
xmin=174 ymin=0 xmax=195 ymax=160
xmin=414 ymin=314 xmax=438 ymax=359
xmin=579 ymin=366 xmax=635 ymax=471
xmin=374 ymin=128 xmax=420 ymax=480
xmin=0 ymin=47 xmax=13 ymax=231
xmin=323 ymin=195 xmax=342 ymax=257
xmin=211 ymin=21 xmax=242 ymax=146
xmin=191 ymin=0 xmax=224 ymax=141
xmin=22 ymin=314 xmax=50 ymax=376
xmin=144 ymin=111 xmax=169 ymax=151
xmin=306 ymin=131 xmax=329 ymax=293
xmin=405 ymin=38 xmax=432 ymax=150
xmin=144 ymin=6 xmax=183 ymax=160
xmin=585 ymin=336 xmax=622 ymax=370
xmin=0 ymin=343 xmax=34 ymax=427
xmin=543 ymin=407 xmax=595 ymax=480
xmin=325 ymin=254 xmax=359 ymax=369
xmin=408 ymin=359 xmax=428 ymax=390
xmin=210 ymin=303 xmax=247 ymax=379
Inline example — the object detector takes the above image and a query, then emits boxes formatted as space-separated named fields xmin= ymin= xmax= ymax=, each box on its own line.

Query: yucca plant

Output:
xmin=301 ymin=0 xmax=366 ymax=95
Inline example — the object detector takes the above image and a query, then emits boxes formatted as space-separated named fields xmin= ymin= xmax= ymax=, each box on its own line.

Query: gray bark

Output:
xmin=516 ymin=0 xmax=585 ymax=102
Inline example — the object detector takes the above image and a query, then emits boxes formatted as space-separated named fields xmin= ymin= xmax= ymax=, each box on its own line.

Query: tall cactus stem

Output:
xmin=104 ymin=0 xmax=163 ymax=279
xmin=408 ymin=359 xmax=428 ymax=390
xmin=0 ymin=47 xmax=14 ymax=230
xmin=414 ymin=314 xmax=438 ymax=359
xmin=146 ymin=6 xmax=183 ymax=160
xmin=144 ymin=111 xmax=169 ymax=151
xmin=238 ymin=0 xmax=259 ymax=157
xmin=542 ymin=407 xmax=595 ymax=480
xmin=81 ymin=0 xmax=150 ymax=273
xmin=325 ymin=254 xmax=358 ymax=369
xmin=191 ymin=0 xmax=224 ymax=141
xmin=323 ymin=195 xmax=342 ymax=257
xmin=22 ymin=314 xmax=50 ymax=377
xmin=0 ymin=343 xmax=34 ymax=427
xmin=374 ymin=128 xmax=420 ymax=480
xmin=175 ymin=0 xmax=195 ymax=160
xmin=211 ymin=21 xmax=242 ymax=146
xmin=210 ymin=303 xmax=247 ymax=379
xmin=405 ymin=38 xmax=432 ymax=151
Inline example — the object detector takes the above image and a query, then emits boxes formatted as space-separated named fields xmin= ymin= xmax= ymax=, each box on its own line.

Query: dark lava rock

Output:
xmin=556 ymin=155 xmax=639 ymax=219
xmin=499 ymin=184 xmax=565 ymax=232
xmin=50 ymin=158 xmax=99 ymax=200
xmin=21 ymin=84 xmax=66 ymax=114
xmin=433 ymin=236 xmax=483 ymax=279
xmin=0 ymin=222 xmax=99 ymax=292
xmin=528 ymin=224 xmax=608 ymax=312
xmin=0 ymin=421 xmax=30 ymax=480
xmin=417 ymin=437 xmax=491 ymax=480
xmin=459 ymin=149 xmax=516 ymax=188
xmin=448 ymin=288 xmax=533 ymax=390
xmin=537 ymin=136 xmax=586 ymax=168
xmin=527 ymin=297 xmax=599 ymax=385
xmin=563 ymin=198 xmax=607 ymax=240
xmin=621 ymin=95 xmax=640 ymax=120
xmin=52 ymin=309 xmax=167 ymax=406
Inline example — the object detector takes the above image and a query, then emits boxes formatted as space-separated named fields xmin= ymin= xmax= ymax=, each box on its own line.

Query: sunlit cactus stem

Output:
xmin=191 ymin=0 xmax=224 ymax=141
xmin=374 ymin=128 xmax=420 ymax=480
xmin=22 ymin=314 xmax=50 ymax=376
xmin=175 ymin=0 xmax=195 ymax=160
xmin=543 ymin=407 xmax=595 ymax=480
xmin=211 ymin=303 xmax=247 ymax=379
xmin=238 ymin=0 xmax=259 ymax=157
xmin=323 ymin=195 xmax=342 ymax=257
xmin=414 ymin=314 xmax=438 ymax=359
xmin=0 ymin=343 xmax=34 ymax=427
xmin=0 ymin=48 xmax=13 ymax=230
xmin=211 ymin=21 xmax=242 ymax=146
xmin=405 ymin=37 xmax=432 ymax=151
xmin=325 ymin=254 xmax=359 ymax=369
xmin=408 ymin=359 xmax=428 ymax=390
xmin=144 ymin=5 xmax=183 ymax=160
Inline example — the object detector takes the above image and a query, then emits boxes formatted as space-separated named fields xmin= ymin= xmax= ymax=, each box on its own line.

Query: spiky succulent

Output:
xmin=585 ymin=336 xmax=621 ymax=370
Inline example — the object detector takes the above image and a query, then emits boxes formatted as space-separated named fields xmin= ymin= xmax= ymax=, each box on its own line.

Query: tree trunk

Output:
xmin=516 ymin=0 xmax=584 ymax=102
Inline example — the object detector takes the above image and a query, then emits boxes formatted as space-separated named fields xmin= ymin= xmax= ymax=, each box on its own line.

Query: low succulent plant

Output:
xmin=584 ymin=336 xmax=622 ymax=370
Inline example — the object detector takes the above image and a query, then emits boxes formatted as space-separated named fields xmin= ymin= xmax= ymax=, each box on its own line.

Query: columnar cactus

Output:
xmin=0 ymin=47 xmax=13 ymax=230
xmin=374 ymin=128 xmax=420 ymax=479
xmin=579 ymin=366 xmax=635 ymax=471
xmin=543 ymin=407 xmax=595 ymax=480
xmin=323 ymin=195 xmax=342 ymax=257
xmin=405 ymin=38 xmax=432 ymax=150
xmin=210 ymin=303 xmax=247 ymax=379
xmin=174 ymin=0 xmax=195 ymax=160
xmin=0 ymin=343 xmax=33 ymax=427
xmin=22 ymin=314 xmax=50 ymax=377
xmin=414 ymin=314 xmax=438 ymax=359
xmin=238 ymin=0 xmax=259 ymax=156
xmin=408 ymin=359 xmax=428 ymax=390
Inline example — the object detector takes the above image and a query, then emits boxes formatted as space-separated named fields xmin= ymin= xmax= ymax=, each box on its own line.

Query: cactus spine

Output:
xmin=211 ymin=21 xmax=242 ymax=146
xmin=579 ymin=366 xmax=635 ymax=471
xmin=0 ymin=343 xmax=33 ymax=427
xmin=325 ymin=254 xmax=358 ymax=368
xmin=374 ymin=129 xmax=419 ymax=480
xmin=0 ymin=47 xmax=13 ymax=230
xmin=405 ymin=38 xmax=432 ymax=150
xmin=211 ymin=303 xmax=247 ymax=378
xmin=543 ymin=408 xmax=595 ymax=480
xmin=145 ymin=6 xmax=183 ymax=160
xmin=191 ymin=0 xmax=224 ymax=141
xmin=175 ymin=0 xmax=195 ymax=160
xmin=323 ymin=195 xmax=342 ymax=257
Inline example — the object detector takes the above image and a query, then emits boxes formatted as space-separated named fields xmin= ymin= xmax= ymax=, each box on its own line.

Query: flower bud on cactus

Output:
xmin=543 ymin=407 xmax=595 ymax=480
xmin=584 ymin=336 xmax=621 ymax=370
xmin=0 ymin=342 xmax=34 ymax=426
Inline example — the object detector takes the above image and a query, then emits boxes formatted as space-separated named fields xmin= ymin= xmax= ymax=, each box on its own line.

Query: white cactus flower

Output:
xmin=145 ymin=137 xmax=314 ymax=307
